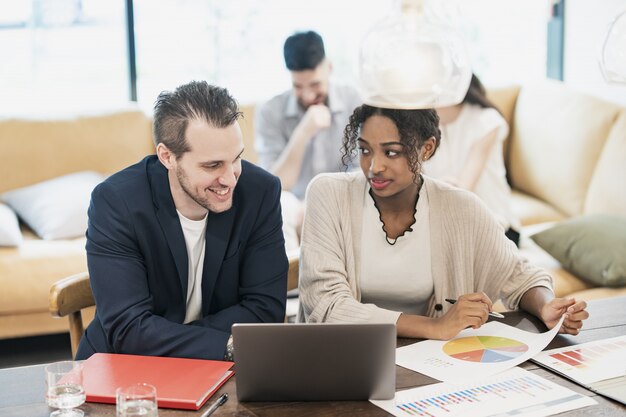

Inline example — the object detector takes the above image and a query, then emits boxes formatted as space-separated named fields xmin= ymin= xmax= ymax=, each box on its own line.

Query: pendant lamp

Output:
xmin=358 ymin=0 xmax=472 ymax=109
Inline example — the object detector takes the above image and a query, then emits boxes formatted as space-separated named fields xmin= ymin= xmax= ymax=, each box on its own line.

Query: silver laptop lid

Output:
xmin=232 ymin=322 xmax=396 ymax=402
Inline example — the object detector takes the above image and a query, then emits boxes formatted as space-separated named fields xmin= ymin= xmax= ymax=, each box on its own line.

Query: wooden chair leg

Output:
xmin=68 ymin=312 xmax=84 ymax=359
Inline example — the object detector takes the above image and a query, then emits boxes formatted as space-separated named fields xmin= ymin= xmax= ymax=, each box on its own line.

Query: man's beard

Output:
xmin=299 ymin=93 xmax=328 ymax=110
xmin=175 ymin=165 xmax=232 ymax=213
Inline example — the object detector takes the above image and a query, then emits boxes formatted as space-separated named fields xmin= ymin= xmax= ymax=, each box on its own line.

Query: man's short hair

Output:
xmin=152 ymin=81 xmax=242 ymax=159
xmin=283 ymin=31 xmax=326 ymax=71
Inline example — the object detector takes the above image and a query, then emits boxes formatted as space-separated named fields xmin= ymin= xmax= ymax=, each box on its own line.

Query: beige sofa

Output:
xmin=0 ymin=107 xmax=155 ymax=339
xmin=487 ymin=80 xmax=626 ymax=301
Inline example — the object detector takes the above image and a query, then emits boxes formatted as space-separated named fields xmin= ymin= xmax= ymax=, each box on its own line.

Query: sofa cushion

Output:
xmin=508 ymin=81 xmax=622 ymax=217
xmin=2 ymin=171 xmax=104 ymax=240
xmin=486 ymin=86 xmax=520 ymax=131
xmin=0 ymin=107 xmax=154 ymax=194
xmin=584 ymin=110 xmax=626 ymax=215
xmin=0 ymin=228 xmax=88 ymax=315
xmin=0 ymin=203 xmax=22 ymax=247
xmin=518 ymin=230 xmax=594 ymax=298
xmin=239 ymin=105 xmax=258 ymax=164
xmin=511 ymin=190 xmax=567 ymax=226
xmin=486 ymin=85 xmax=520 ymax=167
xmin=530 ymin=214 xmax=626 ymax=287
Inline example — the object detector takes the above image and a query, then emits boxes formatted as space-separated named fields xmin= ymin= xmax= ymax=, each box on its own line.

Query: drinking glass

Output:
xmin=116 ymin=383 xmax=158 ymax=417
xmin=45 ymin=361 xmax=86 ymax=417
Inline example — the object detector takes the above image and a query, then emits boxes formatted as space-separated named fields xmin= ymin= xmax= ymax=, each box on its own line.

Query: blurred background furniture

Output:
xmin=488 ymin=80 xmax=626 ymax=302
xmin=0 ymin=106 xmax=153 ymax=340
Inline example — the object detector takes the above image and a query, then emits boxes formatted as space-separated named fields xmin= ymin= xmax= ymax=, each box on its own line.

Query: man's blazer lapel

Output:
xmin=202 ymin=205 xmax=236 ymax=315
xmin=149 ymin=160 xmax=189 ymax=296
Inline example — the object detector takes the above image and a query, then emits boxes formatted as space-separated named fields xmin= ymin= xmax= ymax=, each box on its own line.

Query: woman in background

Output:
xmin=424 ymin=74 xmax=520 ymax=246
xmin=298 ymin=104 xmax=588 ymax=340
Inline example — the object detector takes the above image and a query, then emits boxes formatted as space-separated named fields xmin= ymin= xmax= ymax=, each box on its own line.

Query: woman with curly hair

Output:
xmin=297 ymin=105 xmax=588 ymax=340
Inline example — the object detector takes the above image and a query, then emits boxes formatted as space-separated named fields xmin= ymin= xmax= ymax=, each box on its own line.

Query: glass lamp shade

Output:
xmin=600 ymin=10 xmax=626 ymax=84
xmin=358 ymin=5 xmax=471 ymax=109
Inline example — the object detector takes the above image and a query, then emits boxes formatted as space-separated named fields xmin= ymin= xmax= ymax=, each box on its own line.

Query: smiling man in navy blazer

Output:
xmin=76 ymin=81 xmax=288 ymax=361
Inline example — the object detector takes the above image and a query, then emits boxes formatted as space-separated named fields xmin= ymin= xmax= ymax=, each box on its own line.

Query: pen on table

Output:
xmin=200 ymin=393 xmax=228 ymax=417
xmin=444 ymin=298 xmax=505 ymax=319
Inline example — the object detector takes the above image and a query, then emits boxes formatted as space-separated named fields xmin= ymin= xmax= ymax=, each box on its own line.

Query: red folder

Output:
xmin=82 ymin=353 xmax=234 ymax=410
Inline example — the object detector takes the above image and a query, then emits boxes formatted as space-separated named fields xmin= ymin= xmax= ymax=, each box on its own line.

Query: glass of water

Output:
xmin=45 ymin=361 xmax=86 ymax=417
xmin=116 ymin=383 xmax=158 ymax=417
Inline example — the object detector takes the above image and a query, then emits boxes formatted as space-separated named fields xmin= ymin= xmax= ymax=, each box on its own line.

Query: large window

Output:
xmin=0 ymin=0 xmax=128 ymax=114
xmin=1 ymin=0 xmax=552 ymax=114
xmin=132 ymin=0 xmax=394 ymax=108
xmin=455 ymin=0 xmax=549 ymax=86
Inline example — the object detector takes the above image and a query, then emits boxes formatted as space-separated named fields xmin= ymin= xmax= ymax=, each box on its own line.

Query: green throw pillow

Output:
xmin=530 ymin=214 xmax=626 ymax=287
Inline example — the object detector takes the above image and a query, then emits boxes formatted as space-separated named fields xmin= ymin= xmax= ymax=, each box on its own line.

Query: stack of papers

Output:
xmin=370 ymin=367 xmax=596 ymax=417
xmin=533 ymin=335 xmax=626 ymax=405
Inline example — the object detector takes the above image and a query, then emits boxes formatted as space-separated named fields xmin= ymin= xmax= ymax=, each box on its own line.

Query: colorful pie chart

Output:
xmin=442 ymin=336 xmax=529 ymax=363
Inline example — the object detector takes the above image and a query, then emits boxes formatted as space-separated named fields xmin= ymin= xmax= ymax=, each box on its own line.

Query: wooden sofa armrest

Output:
xmin=49 ymin=272 xmax=94 ymax=357
xmin=287 ymin=254 xmax=299 ymax=292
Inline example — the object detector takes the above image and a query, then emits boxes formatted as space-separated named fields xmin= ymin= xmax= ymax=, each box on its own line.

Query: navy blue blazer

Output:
xmin=76 ymin=156 xmax=287 ymax=360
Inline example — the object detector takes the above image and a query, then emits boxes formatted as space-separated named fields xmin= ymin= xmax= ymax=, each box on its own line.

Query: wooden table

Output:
xmin=1 ymin=296 xmax=625 ymax=416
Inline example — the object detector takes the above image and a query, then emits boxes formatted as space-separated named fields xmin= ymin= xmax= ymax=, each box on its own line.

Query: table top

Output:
xmin=1 ymin=296 xmax=625 ymax=417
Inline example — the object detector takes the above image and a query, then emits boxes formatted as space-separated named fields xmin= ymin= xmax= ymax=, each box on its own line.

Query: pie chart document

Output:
xmin=396 ymin=315 xmax=564 ymax=382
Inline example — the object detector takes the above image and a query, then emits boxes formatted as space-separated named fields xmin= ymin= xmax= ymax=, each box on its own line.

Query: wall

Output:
xmin=564 ymin=0 xmax=626 ymax=105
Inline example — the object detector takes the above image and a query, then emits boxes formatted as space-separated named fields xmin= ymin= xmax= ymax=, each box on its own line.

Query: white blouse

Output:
xmin=424 ymin=103 xmax=519 ymax=230
xmin=359 ymin=184 xmax=434 ymax=317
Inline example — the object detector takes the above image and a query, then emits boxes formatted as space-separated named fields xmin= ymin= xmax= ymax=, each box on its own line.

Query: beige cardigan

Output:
xmin=297 ymin=172 xmax=553 ymax=324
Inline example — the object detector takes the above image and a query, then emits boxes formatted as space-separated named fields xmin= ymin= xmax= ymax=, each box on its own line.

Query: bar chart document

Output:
xmin=397 ymin=316 xmax=564 ymax=382
xmin=370 ymin=367 xmax=596 ymax=417
xmin=532 ymin=335 xmax=626 ymax=405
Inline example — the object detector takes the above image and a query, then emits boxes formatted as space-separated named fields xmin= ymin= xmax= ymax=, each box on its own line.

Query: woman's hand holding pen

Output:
xmin=433 ymin=292 xmax=493 ymax=340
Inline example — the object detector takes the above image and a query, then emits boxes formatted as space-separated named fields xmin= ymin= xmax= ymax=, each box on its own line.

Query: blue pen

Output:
xmin=445 ymin=298 xmax=505 ymax=319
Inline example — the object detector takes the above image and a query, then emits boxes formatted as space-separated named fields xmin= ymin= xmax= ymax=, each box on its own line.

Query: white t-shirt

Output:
xmin=177 ymin=210 xmax=208 ymax=324
xmin=424 ymin=103 xmax=519 ymax=230
xmin=359 ymin=185 xmax=434 ymax=316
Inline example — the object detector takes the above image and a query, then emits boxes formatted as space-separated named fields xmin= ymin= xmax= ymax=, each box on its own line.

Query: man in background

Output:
xmin=255 ymin=30 xmax=361 ymax=249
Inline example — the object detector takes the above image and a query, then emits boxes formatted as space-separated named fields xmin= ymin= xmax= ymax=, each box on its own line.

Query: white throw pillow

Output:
xmin=2 ymin=171 xmax=105 ymax=240
xmin=0 ymin=202 xmax=22 ymax=246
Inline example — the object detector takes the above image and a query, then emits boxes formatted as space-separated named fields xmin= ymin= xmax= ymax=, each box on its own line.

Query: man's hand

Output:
xmin=541 ymin=298 xmax=589 ymax=335
xmin=299 ymin=104 xmax=331 ymax=137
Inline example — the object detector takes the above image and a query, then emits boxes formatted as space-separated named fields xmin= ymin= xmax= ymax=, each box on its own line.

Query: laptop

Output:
xmin=232 ymin=323 xmax=396 ymax=401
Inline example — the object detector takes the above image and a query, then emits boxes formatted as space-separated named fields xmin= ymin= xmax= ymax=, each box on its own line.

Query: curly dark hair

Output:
xmin=341 ymin=105 xmax=441 ymax=182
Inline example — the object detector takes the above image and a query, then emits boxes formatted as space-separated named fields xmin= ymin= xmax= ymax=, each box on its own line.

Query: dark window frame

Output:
xmin=125 ymin=0 xmax=137 ymax=101
xmin=547 ymin=0 xmax=565 ymax=80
